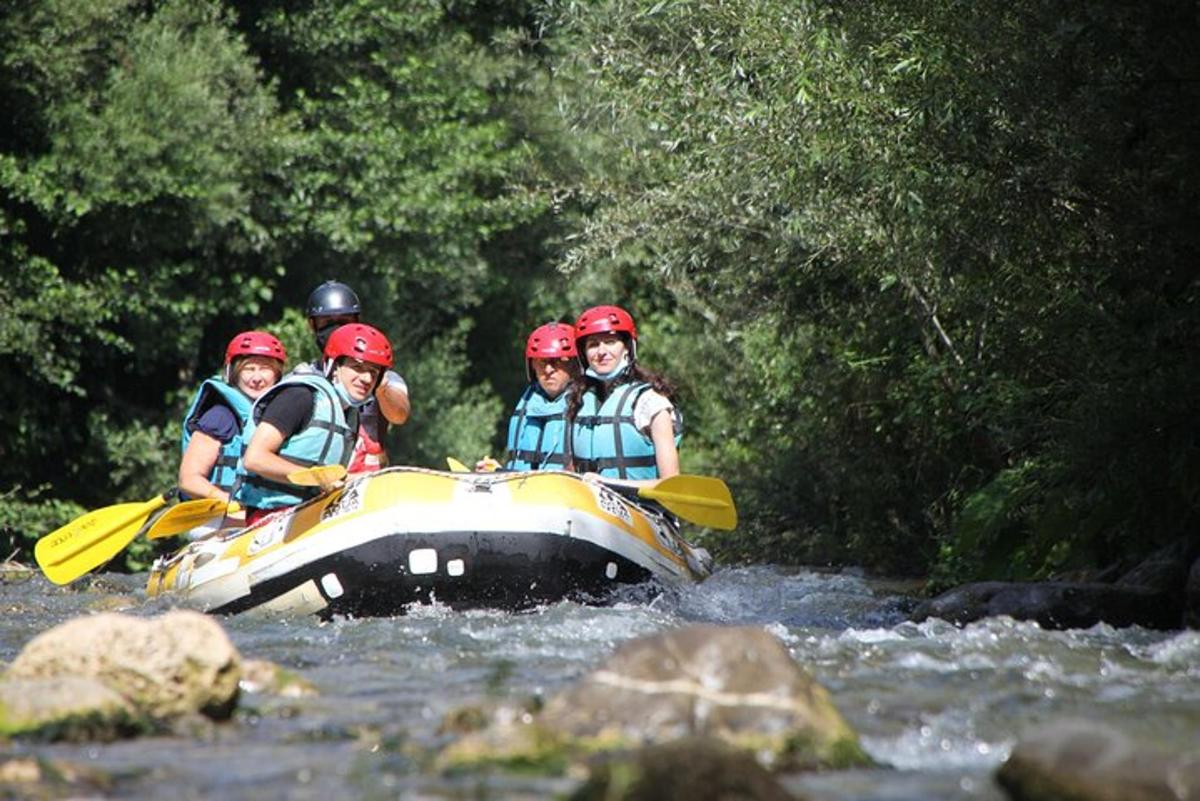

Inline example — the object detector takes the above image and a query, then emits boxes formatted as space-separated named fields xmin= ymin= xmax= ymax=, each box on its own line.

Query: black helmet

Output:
xmin=305 ymin=280 xmax=362 ymax=319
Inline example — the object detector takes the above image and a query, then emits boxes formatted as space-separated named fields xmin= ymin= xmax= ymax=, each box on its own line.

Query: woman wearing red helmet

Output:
xmin=178 ymin=331 xmax=287 ymax=506
xmin=567 ymin=305 xmax=682 ymax=485
xmin=234 ymin=323 xmax=394 ymax=523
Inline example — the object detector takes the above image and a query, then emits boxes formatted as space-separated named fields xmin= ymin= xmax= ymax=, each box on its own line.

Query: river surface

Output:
xmin=2 ymin=565 xmax=1198 ymax=800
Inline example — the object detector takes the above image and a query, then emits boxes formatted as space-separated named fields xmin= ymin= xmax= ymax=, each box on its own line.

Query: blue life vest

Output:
xmin=180 ymin=378 xmax=253 ymax=495
xmin=570 ymin=381 xmax=682 ymax=480
xmin=233 ymin=374 xmax=357 ymax=510
xmin=292 ymin=360 xmax=389 ymax=473
xmin=504 ymin=384 xmax=569 ymax=471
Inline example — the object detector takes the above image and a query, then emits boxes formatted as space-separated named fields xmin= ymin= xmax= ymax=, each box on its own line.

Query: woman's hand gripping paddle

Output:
xmin=286 ymin=464 xmax=348 ymax=490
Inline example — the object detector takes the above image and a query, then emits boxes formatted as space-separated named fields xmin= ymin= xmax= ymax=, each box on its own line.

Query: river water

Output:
xmin=2 ymin=564 xmax=1198 ymax=800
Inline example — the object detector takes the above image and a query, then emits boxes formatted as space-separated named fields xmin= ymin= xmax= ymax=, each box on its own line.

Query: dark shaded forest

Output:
xmin=2 ymin=0 xmax=1197 ymax=584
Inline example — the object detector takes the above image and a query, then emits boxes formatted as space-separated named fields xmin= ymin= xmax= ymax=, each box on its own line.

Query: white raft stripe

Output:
xmin=167 ymin=471 xmax=695 ymax=606
xmin=243 ymin=501 xmax=690 ymax=590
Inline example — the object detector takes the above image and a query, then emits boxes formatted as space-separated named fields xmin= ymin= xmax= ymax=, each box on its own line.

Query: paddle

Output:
xmin=442 ymin=454 xmax=735 ymax=528
xmin=145 ymin=499 xmax=242 ymax=540
xmin=605 ymin=474 xmax=738 ymax=530
xmin=286 ymin=464 xmax=348 ymax=488
xmin=35 ymin=492 xmax=175 ymax=585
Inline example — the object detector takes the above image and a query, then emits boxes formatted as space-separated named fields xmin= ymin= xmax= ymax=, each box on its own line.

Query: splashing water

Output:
xmin=1 ymin=565 xmax=1196 ymax=800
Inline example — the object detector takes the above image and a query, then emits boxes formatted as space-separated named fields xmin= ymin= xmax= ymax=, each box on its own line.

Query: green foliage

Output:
xmin=390 ymin=320 xmax=506 ymax=467
xmin=3 ymin=0 xmax=1196 ymax=587
xmin=540 ymin=0 xmax=1200 ymax=577
xmin=0 ymin=486 xmax=86 ymax=561
xmin=0 ymin=0 xmax=548 ymax=569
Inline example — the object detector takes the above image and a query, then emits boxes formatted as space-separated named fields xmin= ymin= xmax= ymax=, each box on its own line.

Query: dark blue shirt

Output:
xmin=192 ymin=403 xmax=240 ymax=444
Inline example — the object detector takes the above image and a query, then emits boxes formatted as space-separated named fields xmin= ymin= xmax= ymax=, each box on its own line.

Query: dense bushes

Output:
xmin=538 ymin=0 xmax=1200 ymax=578
xmin=2 ymin=0 xmax=1196 ymax=583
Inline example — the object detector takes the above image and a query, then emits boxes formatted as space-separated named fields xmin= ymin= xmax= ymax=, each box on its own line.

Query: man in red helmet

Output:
xmin=479 ymin=321 xmax=579 ymax=472
xmin=235 ymin=323 xmax=395 ymax=523
xmin=298 ymin=280 xmax=410 ymax=474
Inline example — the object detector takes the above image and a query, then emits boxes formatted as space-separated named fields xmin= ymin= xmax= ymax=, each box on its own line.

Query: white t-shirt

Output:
xmin=632 ymin=389 xmax=677 ymax=436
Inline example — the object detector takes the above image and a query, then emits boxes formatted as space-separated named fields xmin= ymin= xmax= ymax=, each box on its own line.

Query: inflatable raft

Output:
xmin=146 ymin=467 xmax=715 ymax=616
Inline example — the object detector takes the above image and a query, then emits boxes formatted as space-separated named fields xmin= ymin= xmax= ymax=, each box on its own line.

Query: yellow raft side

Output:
xmin=147 ymin=469 xmax=693 ymax=599
xmin=498 ymin=472 xmax=689 ymax=567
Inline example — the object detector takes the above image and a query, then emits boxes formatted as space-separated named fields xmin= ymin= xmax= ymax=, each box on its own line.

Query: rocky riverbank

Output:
xmin=3 ymin=610 xmax=1196 ymax=800
xmin=913 ymin=539 xmax=1200 ymax=631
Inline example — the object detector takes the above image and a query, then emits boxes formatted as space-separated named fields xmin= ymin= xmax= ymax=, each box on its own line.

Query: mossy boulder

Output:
xmin=239 ymin=659 xmax=318 ymax=698
xmin=2 ymin=610 xmax=241 ymax=740
xmin=0 ymin=677 xmax=146 ymax=741
xmin=439 ymin=624 xmax=869 ymax=774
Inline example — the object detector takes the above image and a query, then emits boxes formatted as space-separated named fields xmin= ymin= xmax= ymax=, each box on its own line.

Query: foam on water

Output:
xmin=3 ymin=564 xmax=1197 ymax=800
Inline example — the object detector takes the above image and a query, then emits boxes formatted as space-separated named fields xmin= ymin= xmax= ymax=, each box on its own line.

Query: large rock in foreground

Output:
xmin=440 ymin=624 xmax=869 ymax=774
xmin=0 ymin=677 xmax=142 ymax=741
xmin=2 ymin=610 xmax=241 ymax=739
xmin=996 ymin=719 xmax=1200 ymax=801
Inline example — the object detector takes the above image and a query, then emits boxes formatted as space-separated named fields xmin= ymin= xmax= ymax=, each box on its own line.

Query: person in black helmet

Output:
xmin=294 ymin=280 xmax=411 ymax=473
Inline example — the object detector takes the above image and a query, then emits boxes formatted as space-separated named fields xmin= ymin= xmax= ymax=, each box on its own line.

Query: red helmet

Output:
xmin=323 ymin=323 xmax=394 ymax=369
xmin=526 ymin=322 xmax=577 ymax=360
xmin=574 ymin=305 xmax=638 ymax=342
xmin=525 ymin=322 xmax=577 ymax=382
xmin=224 ymin=331 xmax=287 ymax=366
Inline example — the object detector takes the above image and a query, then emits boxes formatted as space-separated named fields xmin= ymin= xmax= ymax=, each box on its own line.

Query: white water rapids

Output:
xmin=2 ymin=565 xmax=1197 ymax=799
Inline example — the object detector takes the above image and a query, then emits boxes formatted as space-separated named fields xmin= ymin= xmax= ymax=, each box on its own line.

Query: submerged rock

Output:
xmin=240 ymin=659 xmax=319 ymax=698
xmin=911 ymin=581 xmax=1180 ymax=630
xmin=439 ymin=624 xmax=869 ymax=774
xmin=1185 ymin=558 xmax=1200 ymax=630
xmin=2 ymin=610 xmax=241 ymax=739
xmin=0 ymin=756 xmax=113 ymax=800
xmin=569 ymin=736 xmax=801 ymax=801
xmin=996 ymin=719 xmax=1200 ymax=801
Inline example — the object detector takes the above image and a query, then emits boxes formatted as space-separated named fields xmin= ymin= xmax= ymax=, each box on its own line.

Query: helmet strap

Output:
xmin=585 ymin=353 xmax=630 ymax=383
xmin=332 ymin=374 xmax=374 ymax=409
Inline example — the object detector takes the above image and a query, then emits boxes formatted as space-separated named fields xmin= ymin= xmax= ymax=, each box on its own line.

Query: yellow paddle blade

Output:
xmin=446 ymin=457 xmax=470 ymax=473
xmin=35 ymin=493 xmax=171 ymax=585
xmin=287 ymin=464 xmax=348 ymax=487
xmin=639 ymin=475 xmax=737 ymax=531
xmin=146 ymin=500 xmax=241 ymax=540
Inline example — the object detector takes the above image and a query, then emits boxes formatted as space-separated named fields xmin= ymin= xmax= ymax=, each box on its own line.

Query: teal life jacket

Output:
xmin=232 ymin=373 xmax=358 ymax=510
xmin=292 ymin=360 xmax=389 ymax=473
xmin=570 ymin=381 xmax=682 ymax=480
xmin=504 ymin=384 xmax=569 ymax=471
xmin=180 ymin=378 xmax=253 ymax=495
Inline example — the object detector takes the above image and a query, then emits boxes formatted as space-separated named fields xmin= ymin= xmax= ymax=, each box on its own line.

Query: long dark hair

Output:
xmin=565 ymin=347 xmax=676 ymax=426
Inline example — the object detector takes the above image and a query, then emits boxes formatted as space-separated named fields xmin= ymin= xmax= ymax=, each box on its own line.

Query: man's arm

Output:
xmin=241 ymin=423 xmax=313 ymax=485
xmin=242 ymin=387 xmax=316 ymax=483
xmin=376 ymin=370 xmax=410 ymax=425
